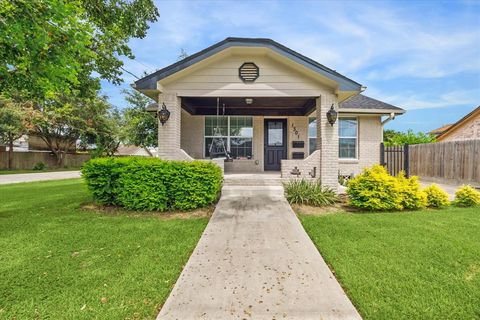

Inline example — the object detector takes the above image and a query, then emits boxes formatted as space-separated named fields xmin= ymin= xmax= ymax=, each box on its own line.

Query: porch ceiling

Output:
xmin=181 ymin=97 xmax=317 ymax=116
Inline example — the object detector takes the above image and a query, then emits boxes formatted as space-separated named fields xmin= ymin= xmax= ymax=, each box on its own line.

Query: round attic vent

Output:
xmin=239 ymin=62 xmax=259 ymax=82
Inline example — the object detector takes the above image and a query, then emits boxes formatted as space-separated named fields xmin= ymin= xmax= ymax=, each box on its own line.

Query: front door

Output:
xmin=264 ymin=119 xmax=287 ymax=171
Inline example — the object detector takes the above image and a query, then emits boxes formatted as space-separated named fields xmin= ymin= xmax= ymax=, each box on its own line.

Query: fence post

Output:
xmin=404 ymin=144 xmax=410 ymax=177
xmin=380 ymin=142 xmax=385 ymax=166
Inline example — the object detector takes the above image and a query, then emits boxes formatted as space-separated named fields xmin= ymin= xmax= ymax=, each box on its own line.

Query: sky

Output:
xmin=100 ymin=0 xmax=480 ymax=133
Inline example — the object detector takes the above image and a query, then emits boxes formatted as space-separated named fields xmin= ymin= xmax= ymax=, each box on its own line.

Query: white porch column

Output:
xmin=316 ymin=95 xmax=339 ymax=192
xmin=157 ymin=92 xmax=192 ymax=160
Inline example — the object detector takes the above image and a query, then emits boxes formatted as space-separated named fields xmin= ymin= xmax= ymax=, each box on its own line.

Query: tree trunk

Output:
xmin=8 ymin=139 xmax=14 ymax=170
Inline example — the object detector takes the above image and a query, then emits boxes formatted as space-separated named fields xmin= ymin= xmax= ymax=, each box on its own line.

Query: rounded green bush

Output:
xmin=82 ymin=157 xmax=223 ymax=211
xmin=454 ymin=185 xmax=480 ymax=207
xmin=423 ymin=184 xmax=450 ymax=208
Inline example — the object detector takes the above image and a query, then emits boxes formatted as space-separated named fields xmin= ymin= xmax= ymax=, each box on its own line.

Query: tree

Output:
xmin=121 ymin=89 xmax=157 ymax=148
xmin=79 ymin=97 xmax=123 ymax=157
xmin=384 ymin=129 xmax=436 ymax=146
xmin=31 ymin=94 xmax=115 ymax=166
xmin=0 ymin=0 xmax=159 ymax=100
xmin=178 ymin=48 xmax=189 ymax=61
xmin=0 ymin=97 xmax=32 ymax=169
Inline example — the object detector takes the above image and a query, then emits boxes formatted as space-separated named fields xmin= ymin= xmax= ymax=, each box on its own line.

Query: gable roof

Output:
xmin=429 ymin=124 xmax=452 ymax=136
xmin=133 ymin=37 xmax=363 ymax=92
xmin=339 ymin=94 xmax=405 ymax=114
xmin=436 ymin=106 xmax=480 ymax=140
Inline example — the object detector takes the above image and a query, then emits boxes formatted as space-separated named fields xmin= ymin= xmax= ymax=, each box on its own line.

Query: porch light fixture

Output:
xmin=326 ymin=104 xmax=338 ymax=126
xmin=158 ymin=103 xmax=171 ymax=126
xmin=245 ymin=98 xmax=253 ymax=105
xmin=146 ymin=102 xmax=170 ymax=126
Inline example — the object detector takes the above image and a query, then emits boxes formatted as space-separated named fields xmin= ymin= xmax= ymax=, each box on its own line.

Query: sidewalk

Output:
xmin=157 ymin=183 xmax=361 ymax=320
xmin=0 ymin=171 xmax=81 ymax=185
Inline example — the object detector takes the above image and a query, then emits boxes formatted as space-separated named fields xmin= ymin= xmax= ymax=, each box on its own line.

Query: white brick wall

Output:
xmin=317 ymin=95 xmax=339 ymax=192
xmin=281 ymin=150 xmax=320 ymax=180
xmin=158 ymin=93 xmax=193 ymax=161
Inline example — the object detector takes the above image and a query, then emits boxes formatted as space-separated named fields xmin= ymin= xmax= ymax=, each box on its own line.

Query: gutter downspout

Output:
xmin=381 ymin=113 xmax=396 ymax=141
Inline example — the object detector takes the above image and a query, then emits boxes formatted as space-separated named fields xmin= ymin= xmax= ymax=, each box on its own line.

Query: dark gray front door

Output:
xmin=264 ymin=119 xmax=287 ymax=171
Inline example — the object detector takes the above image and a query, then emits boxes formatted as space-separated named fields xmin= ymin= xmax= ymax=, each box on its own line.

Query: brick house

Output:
xmin=133 ymin=38 xmax=404 ymax=192
xmin=431 ymin=106 xmax=480 ymax=142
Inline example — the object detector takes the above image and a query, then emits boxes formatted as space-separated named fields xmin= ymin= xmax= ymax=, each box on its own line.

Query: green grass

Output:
xmin=0 ymin=167 xmax=82 ymax=174
xmin=0 ymin=179 xmax=208 ymax=319
xmin=300 ymin=208 xmax=480 ymax=320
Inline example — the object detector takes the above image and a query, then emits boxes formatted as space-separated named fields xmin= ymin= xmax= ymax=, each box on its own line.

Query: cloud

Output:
xmin=365 ymin=88 xmax=480 ymax=110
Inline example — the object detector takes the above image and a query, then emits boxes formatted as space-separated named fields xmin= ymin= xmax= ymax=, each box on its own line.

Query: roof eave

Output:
xmin=133 ymin=37 xmax=362 ymax=92
xmin=339 ymin=108 xmax=406 ymax=115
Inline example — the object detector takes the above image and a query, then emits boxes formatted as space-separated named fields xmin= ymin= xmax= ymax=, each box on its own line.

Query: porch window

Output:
xmin=204 ymin=116 xmax=253 ymax=158
xmin=339 ymin=118 xmax=358 ymax=159
xmin=308 ymin=117 xmax=317 ymax=155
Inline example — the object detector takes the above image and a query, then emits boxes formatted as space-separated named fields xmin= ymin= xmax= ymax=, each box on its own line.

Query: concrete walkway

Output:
xmin=0 ymin=171 xmax=81 ymax=185
xmin=157 ymin=179 xmax=361 ymax=319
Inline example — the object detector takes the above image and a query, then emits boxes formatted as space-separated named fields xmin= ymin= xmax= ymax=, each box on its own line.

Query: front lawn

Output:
xmin=300 ymin=208 xmax=480 ymax=319
xmin=0 ymin=179 xmax=208 ymax=319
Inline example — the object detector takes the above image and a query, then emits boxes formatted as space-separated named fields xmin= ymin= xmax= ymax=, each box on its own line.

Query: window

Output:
xmin=205 ymin=116 xmax=253 ymax=158
xmin=308 ymin=117 xmax=358 ymax=158
xmin=339 ymin=118 xmax=357 ymax=159
xmin=308 ymin=117 xmax=317 ymax=155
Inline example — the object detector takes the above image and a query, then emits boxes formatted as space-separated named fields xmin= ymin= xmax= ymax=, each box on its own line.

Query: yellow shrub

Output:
xmin=423 ymin=184 xmax=450 ymax=208
xmin=397 ymin=173 xmax=427 ymax=210
xmin=347 ymin=165 xmax=403 ymax=211
xmin=454 ymin=185 xmax=480 ymax=207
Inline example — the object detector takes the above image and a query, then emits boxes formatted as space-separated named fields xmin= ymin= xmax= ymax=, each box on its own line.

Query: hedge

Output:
xmin=82 ymin=157 xmax=223 ymax=211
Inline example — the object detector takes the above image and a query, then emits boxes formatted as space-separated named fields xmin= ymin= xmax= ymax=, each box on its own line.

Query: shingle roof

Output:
xmin=340 ymin=94 xmax=405 ymax=113
xmin=134 ymin=37 xmax=363 ymax=92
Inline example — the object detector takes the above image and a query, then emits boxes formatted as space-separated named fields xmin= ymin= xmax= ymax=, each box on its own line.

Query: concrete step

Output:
xmin=223 ymin=178 xmax=283 ymax=186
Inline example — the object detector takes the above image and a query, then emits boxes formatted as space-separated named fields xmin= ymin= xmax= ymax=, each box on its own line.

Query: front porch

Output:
xmin=176 ymin=95 xmax=336 ymax=185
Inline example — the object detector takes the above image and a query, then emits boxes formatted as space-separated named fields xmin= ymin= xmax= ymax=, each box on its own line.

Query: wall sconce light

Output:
xmin=326 ymin=104 xmax=338 ymax=126
xmin=158 ymin=103 xmax=170 ymax=126
xmin=245 ymin=98 xmax=253 ymax=105
xmin=146 ymin=102 xmax=170 ymax=126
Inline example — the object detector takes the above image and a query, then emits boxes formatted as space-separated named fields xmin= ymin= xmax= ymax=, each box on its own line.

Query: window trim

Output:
xmin=339 ymin=116 xmax=359 ymax=160
xmin=204 ymin=116 xmax=254 ymax=158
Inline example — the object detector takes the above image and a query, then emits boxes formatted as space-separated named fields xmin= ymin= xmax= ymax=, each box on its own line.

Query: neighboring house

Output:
xmin=133 ymin=37 xmax=405 ymax=191
xmin=429 ymin=124 xmax=452 ymax=138
xmin=28 ymin=133 xmax=76 ymax=152
xmin=115 ymin=145 xmax=152 ymax=157
xmin=433 ymin=106 xmax=480 ymax=142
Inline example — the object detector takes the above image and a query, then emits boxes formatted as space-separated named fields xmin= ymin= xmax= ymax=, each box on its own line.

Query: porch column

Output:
xmin=316 ymin=95 xmax=339 ymax=192
xmin=158 ymin=92 xmax=192 ymax=160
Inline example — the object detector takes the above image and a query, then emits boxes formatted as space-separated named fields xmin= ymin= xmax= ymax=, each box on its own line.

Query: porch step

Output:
xmin=223 ymin=173 xmax=283 ymax=187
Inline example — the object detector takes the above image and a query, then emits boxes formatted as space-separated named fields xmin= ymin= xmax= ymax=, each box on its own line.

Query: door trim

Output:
xmin=264 ymin=119 xmax=287 ymax=171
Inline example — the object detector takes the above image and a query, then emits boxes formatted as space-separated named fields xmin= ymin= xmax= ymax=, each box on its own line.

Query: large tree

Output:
xmin=0 ymin=0 xmax=159 ymax=100
xmin=0 ymin=97 xmax=32 ymax=169
xmin=121 ymin=88 xmax=157 ymax=148
xmin=31 ymin=94 xmax=115 ymax=166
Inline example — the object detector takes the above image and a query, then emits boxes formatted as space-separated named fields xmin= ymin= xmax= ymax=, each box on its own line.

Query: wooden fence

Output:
xmin=380 ymin=144 xmax=409 ymax=177
xmin=0 ymin=151 xmax=91 ymax=170
xmin=409 ymin=140 xmax=480 ymax=184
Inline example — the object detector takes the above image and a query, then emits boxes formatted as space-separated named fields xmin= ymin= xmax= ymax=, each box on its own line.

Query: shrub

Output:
xmin=397 ymin=172 xmax=427 ymax=210
xmin=347 ymin=165 xmax=403 ymax=211
xmin=33 ymin=162 xmax=46 ymax=170
xmin=454 ymin=185 xmax=480 ymax=207
xmin=346 ymin=165 xmax=428 ymax=211
xmin=82 ymin=157 xmax=223 ymax=211
xmin=283 ymin=179 xmax=336 ymax=206
xmin=423 ymin=184 xmax=450 ymax=208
